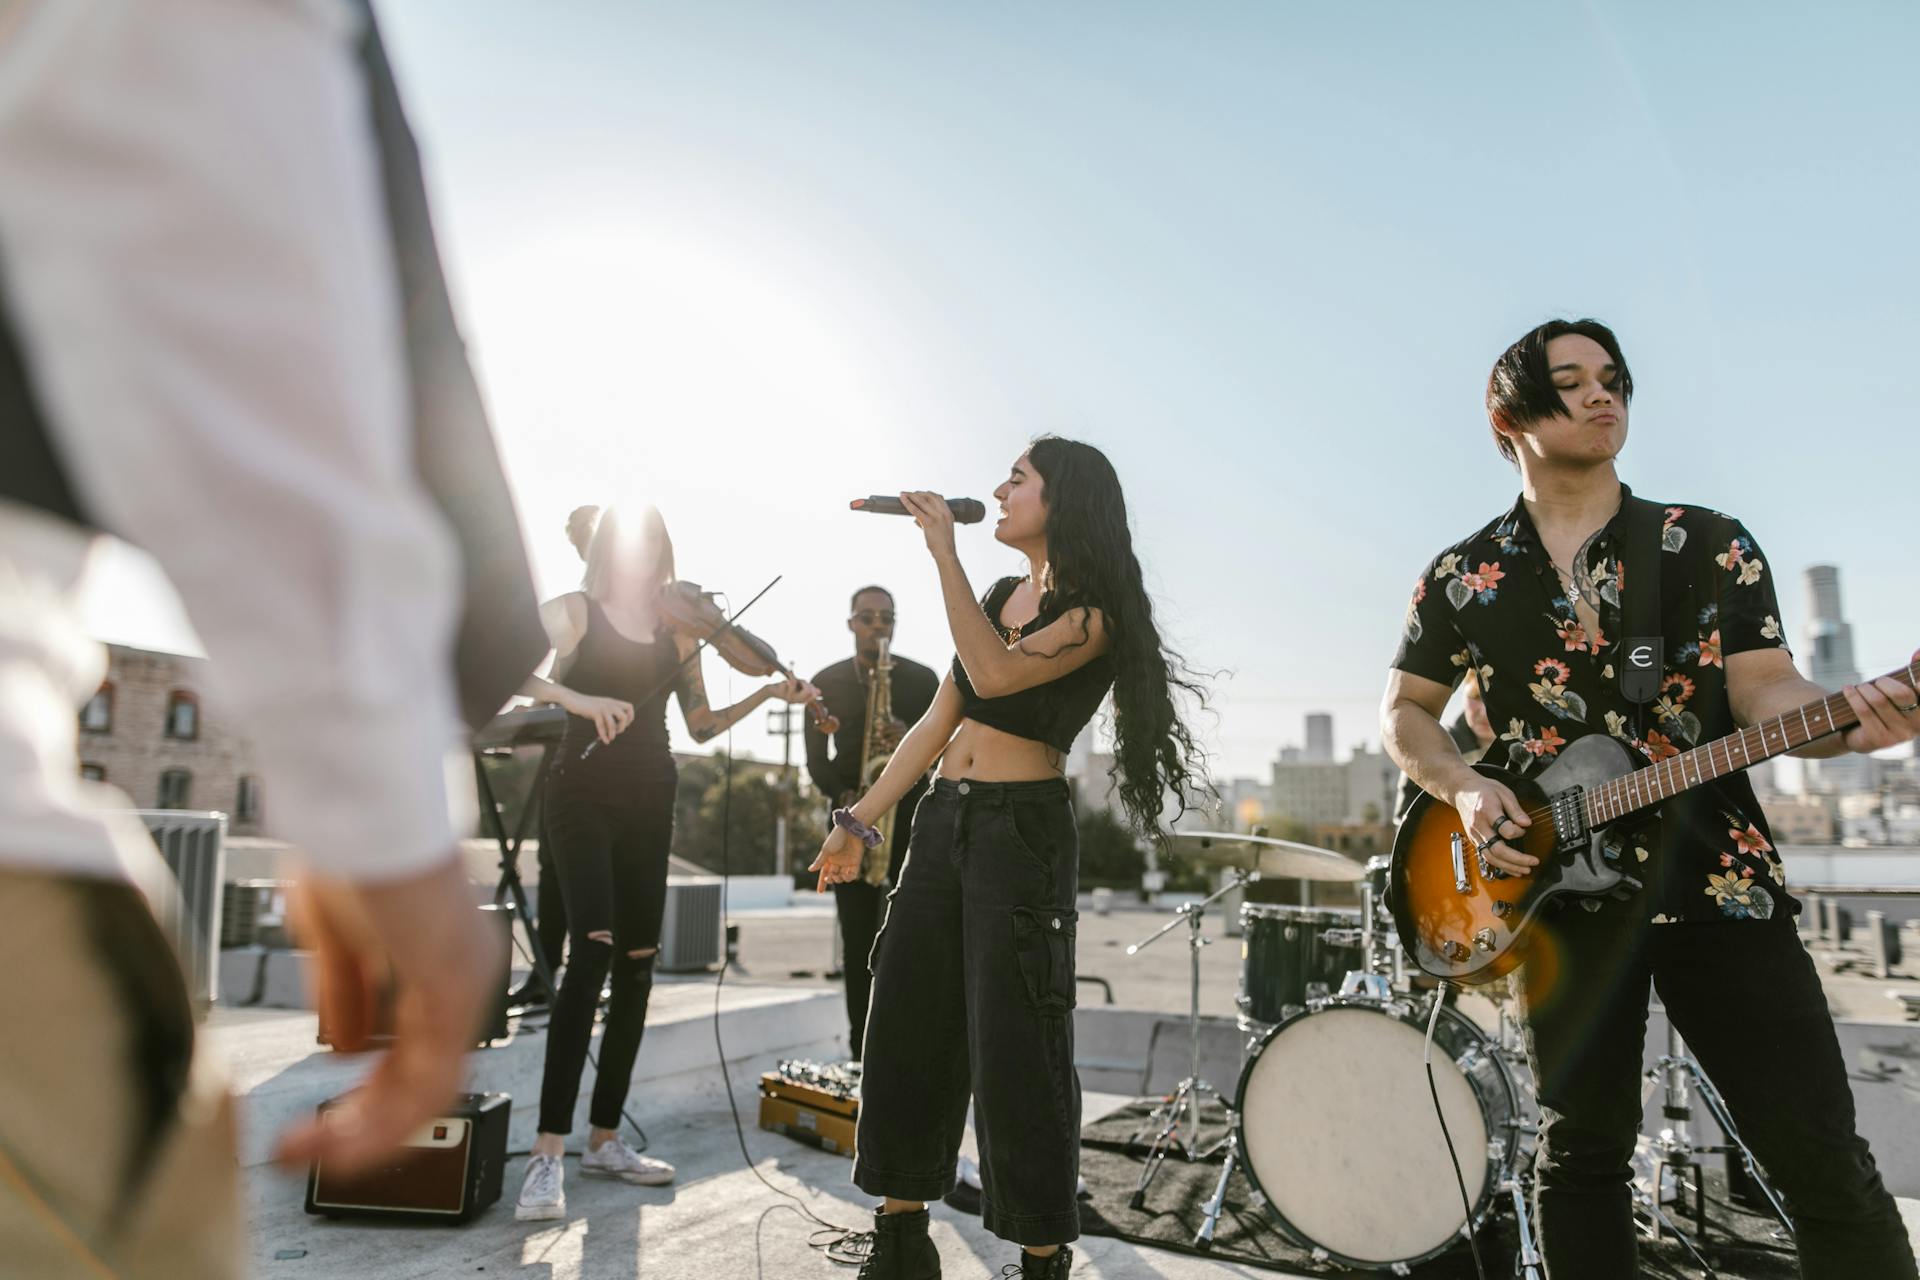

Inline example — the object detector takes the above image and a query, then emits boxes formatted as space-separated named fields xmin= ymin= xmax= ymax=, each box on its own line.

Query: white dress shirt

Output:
xmin=0 ymin=0 xmax=467 ymax=883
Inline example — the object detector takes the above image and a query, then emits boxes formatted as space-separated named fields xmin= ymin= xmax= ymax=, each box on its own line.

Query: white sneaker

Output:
xmin=515 ymin=1154 xmax=566 ymax=1221
xmin=580 ymin=1136 xmax=675 ymax=1186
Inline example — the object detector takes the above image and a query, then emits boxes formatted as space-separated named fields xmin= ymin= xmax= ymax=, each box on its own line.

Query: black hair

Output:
xmin=1025 ymin=435 xmax=1211 ymax=838
xmin=850 ymin=585 xmax=894 ymax=612
xmin=1485 ymin=318 xmax=1633 ymax=465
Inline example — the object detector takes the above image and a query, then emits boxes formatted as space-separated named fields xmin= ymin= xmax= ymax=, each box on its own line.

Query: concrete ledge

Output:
xmin=213 ymin=979 xmax=844 ymax=1168
xmin=218 ymin=946 xmax=267 ymax=1006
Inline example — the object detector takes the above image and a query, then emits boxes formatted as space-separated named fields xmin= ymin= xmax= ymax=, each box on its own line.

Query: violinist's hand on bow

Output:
xmin=564 ymin=691 xmax=635 ymax=744
xmin=898 ymin=490 xmax=958 ymax=562
xmin=809 ymin=825 xmax=863 ymax=893
xmin=768 ymin=676 xmax=819 ymax=706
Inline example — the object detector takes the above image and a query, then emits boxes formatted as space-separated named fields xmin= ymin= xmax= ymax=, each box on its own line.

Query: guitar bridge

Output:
xmin=1551 ymin=786 xmax=1589 ymax=848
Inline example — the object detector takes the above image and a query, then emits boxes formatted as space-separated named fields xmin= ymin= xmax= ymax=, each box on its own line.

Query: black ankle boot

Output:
xmin=999 ymin=1244 xmax=1072 ymax=1278
xmin=857 ymin=1206 xmax=941 ymax=1279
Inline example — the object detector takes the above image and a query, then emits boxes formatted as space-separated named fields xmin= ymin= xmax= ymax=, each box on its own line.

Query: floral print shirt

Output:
xmin=1391 ymin=486 xmax=1796 ymax=924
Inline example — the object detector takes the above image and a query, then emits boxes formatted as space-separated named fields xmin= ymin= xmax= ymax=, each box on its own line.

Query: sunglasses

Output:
xmin=852 ymin=611 xmax=896 ymax=625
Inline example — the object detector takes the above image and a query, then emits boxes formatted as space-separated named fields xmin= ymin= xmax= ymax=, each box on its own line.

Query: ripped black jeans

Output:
xmin=537 ymin=756 xmax=675 ymax=1135
xmin=853 ymin=777 xmax=1081 ymax=1247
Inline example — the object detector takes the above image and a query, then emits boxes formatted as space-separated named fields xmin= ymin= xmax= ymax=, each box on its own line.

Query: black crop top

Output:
xmin=951 ymin=575 xmax=1115 ymax=754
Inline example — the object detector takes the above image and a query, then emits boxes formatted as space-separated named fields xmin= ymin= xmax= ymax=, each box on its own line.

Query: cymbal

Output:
xmin=1169 ymin=830 xmax=1364 ymax=882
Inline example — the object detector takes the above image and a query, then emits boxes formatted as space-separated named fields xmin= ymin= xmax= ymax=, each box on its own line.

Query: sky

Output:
xmin=84 ymin=1 xmax=1920 ymax=782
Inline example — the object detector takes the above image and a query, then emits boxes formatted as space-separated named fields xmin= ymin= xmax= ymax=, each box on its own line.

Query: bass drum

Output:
xmin=1234 ymin=999 xmax=1522 ymax=1271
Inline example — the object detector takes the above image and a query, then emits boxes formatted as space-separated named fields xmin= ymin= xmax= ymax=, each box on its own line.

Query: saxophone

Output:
xmin=855 ymin=637 xmax=897 ymax=886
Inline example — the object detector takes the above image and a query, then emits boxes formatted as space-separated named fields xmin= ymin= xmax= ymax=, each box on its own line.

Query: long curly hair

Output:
xmin=1026 ymin=436 xmax=1211 ymax=837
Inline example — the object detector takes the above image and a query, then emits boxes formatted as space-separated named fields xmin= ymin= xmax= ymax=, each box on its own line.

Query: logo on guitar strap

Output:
xmin=1620 ymin=637 xmax=1663 ymax=705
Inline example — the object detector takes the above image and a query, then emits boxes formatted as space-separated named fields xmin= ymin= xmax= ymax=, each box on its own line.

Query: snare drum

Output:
xmin=1234 ymin=997 xmax=1526 ymax=1271
xmin=1237 ymin=904 xmax=1362 ymax=1030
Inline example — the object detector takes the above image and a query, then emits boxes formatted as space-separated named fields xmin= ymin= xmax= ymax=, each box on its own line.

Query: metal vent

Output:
xmin=657 ymin=877 xmax=724 ymax=972
xmin=137 ymin=810 xmax=228 ymax=1005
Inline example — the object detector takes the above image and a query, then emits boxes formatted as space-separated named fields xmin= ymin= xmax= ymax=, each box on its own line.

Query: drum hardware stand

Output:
xmin=1492 ymin=1173 xmax=1543 ymax=1280
xmin=1125 ymin=870 xmax=1253 ymax=1214
xmin=1194 ymin=1130 xmax=1241 ymax=1252
xmin=1643 ymin=1025 xmax=1793 ymax=1251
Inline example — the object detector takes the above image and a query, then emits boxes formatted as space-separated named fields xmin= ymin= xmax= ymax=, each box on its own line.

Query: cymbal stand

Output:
xmin=1126 ymin=870 xmax=1252 ymax=1216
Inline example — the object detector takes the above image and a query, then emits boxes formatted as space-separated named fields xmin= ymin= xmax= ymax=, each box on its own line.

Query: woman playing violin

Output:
xmin=811 ymin=438 xmax=1208 ymax=1279
xmin=511 ymin=504 xmax=816 ymax=1222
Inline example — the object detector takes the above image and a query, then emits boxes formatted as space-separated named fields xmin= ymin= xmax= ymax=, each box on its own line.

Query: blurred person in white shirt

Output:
xmin=0 ymin=2 xmax=541 ymax=1274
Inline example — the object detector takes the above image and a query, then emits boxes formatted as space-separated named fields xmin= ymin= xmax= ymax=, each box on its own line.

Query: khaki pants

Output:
xmin=0 ymin=867 xmax=242 ymax=1279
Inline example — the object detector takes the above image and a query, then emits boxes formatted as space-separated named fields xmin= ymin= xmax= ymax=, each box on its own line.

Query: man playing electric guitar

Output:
xmin=1380 ymin=318 xmax=1920 ymax=1280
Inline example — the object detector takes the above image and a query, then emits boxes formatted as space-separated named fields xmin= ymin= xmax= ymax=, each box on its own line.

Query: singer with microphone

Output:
xmin=815 ymin=438 xmax=1209 ymax=1280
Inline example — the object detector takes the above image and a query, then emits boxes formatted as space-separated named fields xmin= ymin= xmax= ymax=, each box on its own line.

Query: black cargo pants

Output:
xmin=853 ymin=776 xmax=1082 ymax=1246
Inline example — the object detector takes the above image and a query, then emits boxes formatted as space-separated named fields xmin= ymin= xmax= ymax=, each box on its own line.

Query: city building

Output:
xmin=1218 ymin=776 xmax=1272 ymax=829
xmin=1802 ymin=565 xmax=1862 ymax=693
xmin=1304 ymin=713 xmax=1334 ymax=764
xmin=1763 ymin=794 xmax=1838 ymax=846
xmin=1799 ymin=564 xmax=1892 ymax=797
xmin=1268 ymin=715 xmax=1404 ymax=828
xmin=76 ymin=643 xmax=263 ymax=835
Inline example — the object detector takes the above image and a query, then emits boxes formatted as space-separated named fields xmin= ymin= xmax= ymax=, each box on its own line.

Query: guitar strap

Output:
xmin=1619 ymin=494 xmax=1667 ymax=742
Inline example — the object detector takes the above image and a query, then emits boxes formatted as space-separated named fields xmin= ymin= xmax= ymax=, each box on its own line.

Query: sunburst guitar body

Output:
xmin=1389 ymin=735 xmax=1644 ymax=985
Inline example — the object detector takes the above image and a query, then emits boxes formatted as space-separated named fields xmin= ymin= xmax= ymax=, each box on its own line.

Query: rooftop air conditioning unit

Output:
xmin=138 ymin=810 xmax=228 ymax=1005
xmin=657 ymin=876 xmax=724 ymax=972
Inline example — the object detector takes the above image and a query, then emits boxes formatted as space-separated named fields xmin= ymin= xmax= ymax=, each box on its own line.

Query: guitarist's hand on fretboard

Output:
xmin=1840 ymin=648 xmax=1920 ymax=755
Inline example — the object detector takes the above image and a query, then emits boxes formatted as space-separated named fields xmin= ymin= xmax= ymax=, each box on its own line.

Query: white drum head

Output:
xmin=1238 ymin=1004 xmax=1491 ymax=1266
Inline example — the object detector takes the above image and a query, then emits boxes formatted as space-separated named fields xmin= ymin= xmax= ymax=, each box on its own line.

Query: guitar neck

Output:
xmin=1585 ymin=657 xmax=1919 ymax=828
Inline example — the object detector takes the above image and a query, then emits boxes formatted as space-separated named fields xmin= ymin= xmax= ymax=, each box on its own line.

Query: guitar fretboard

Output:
xmin=1586 ymin=658 xmax=1918 ymax=828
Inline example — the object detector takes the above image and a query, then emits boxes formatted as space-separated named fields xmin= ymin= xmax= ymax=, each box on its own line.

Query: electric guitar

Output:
xmin=1389 ymin=657 xmax=1920 ymax=984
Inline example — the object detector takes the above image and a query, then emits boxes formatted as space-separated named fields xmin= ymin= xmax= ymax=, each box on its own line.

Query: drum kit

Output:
xmin=1124 ymin=829 xmax=1545 ymax=1277
xmin=1123 ymin=830 xmax=1793 ymax=1277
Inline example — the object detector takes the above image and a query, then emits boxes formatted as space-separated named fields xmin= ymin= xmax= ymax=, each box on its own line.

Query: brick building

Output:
xmin=75 ymin=643 xmax=263 ymax=836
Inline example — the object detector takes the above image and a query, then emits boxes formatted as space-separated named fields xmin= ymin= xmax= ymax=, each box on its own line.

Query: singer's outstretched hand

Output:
xmin=809 ymin=825 xmax=863 ymax=893
xmin=899 ymin=490 xmax=958 ymax=560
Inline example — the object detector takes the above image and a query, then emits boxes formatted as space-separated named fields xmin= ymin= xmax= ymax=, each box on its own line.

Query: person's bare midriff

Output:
xmin=936 ymin=718 xmax=1061 ymax=782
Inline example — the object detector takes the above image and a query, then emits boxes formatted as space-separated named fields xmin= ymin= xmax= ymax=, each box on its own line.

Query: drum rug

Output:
xmin=1071 ymin=1099 xmax=1799 ymax=1277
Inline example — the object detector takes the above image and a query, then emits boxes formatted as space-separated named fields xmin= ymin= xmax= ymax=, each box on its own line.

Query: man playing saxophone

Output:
xmin=806 ymin=586 xmax=940 ymax=1060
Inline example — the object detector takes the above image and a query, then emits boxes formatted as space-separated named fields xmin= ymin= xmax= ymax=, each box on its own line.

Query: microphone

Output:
xmin=850 ymin=495 xmax=987 ymax=524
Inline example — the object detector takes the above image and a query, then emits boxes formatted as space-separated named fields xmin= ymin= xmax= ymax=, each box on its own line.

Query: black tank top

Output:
xmin=952 ymin=575 xmax=1115 ymax=754
xmin=556 ymin=596 xmax=680 ymax=767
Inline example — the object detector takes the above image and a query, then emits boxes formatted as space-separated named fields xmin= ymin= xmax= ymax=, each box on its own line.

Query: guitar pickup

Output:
xmin=1553 ymin=787 xmax=1589 ymax=845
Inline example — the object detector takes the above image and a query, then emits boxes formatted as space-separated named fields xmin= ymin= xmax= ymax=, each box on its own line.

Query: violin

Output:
xmin=656 ymin=581 xmax=840 ymax=734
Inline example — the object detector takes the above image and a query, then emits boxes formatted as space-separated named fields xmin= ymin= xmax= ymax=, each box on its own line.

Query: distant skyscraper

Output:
xmin=1800 ymin=566 xmax=1872 ymax=796
xmin=1305 ymin=713 xmax=1334 ymax=763
xmin=1803 ymin=565 xmax=1862 ymax=693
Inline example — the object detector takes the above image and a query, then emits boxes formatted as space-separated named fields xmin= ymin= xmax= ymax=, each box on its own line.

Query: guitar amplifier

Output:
xmin=305 ymin=1092 xmax=510 ymax=1223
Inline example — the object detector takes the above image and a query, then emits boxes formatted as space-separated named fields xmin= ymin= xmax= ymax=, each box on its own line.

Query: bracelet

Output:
xmin=831 ymin=807 xmax=884 ymax=849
